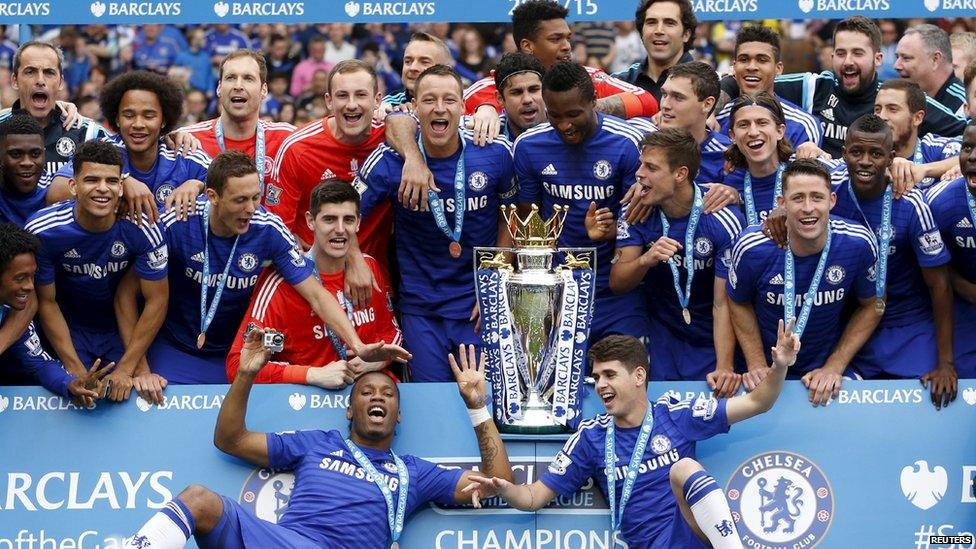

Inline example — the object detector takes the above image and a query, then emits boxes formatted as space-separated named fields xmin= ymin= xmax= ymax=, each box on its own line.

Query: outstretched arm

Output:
xmin=214 ymin=328 xmax=272 ymax=467
xmin=726 ymin=319 xmax=797 ymax=424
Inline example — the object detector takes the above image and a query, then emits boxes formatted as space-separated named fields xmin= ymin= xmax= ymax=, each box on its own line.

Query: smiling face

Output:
xmin=521 ymin=19 xmax=573 ymax=69
xmin=327 ymin=69 xmax=379 ymax=142
xmin=543 ymin=87 xmax=596 ymax=146
xmin=959 ymin=124 xmax=976 ymax=196
xmin=307 ymin=200 xmax=360 ymax=262
xmin=832 ymin=30 xmax=882 ymax=94
xmin=498 ymin=72 xmax=546 ymax=133
xmin=1 ymin=133 xmax=45 ymax=195
xmin=778 ymin=173 xmax=835 ymax=244
xmin=640 ymin=1 xmax=690 ymax=67
xmin=894 ymin=33 xmax=933 ymax=85
xmin=347 ymin=372 xmax=401 ymax=443
xmin=874 ymin=88 xmax=924 ymax=154
xmin=415 ymin=73 xmax=463 ymax=155
xmin=0 ymin=253 xmax=36 ymax=311
xmin=12 ymin=45 xmax=64 ymax=123
xmin=659 ymin=75 xmax=710 ymax=132
xmin=70 ymin=161 xmax=123 ymax=222
xmin=842 ymin=129 xmax=894 ymax=195
xmin=208 ymin=172 xmax=261 ymax=236
xmin=117 ymin=89 xmax=163 ymax=156
xmin=218 ymin=55 xmax=267 ymax=123
xmin=635 ymin=145 xmax=686 ymax=206
xmin=730 ymin=105 xmax=785 ymax=167
xmin=402 ymin=40 xmax=449 ymax=94
xmin=592 ymin=359 xmax=646 ymax=418
xmin=733 ymin=41 xmax=782 ymax=96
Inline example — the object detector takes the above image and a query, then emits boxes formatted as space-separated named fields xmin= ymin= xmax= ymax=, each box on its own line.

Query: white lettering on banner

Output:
xmin=358 ymin=1 xmax=436 ymax=16
xmin=961 ymin=466 xmax=976 ymax=503
xmin=143 ymin=394 xmax=225 ymax=411
xmin=941 ymin=0 xmax=976 ymax=8
xmin=0 ymin=2 xmax=50 ymax=15
xmin=230 ymin=1 xmax=304 ymax=15
xmin=0 ymin=471 xmax=173 ymax=511
xmin=8 ymin=395 xmax=94 ymax=412
xmin=836 ymin=388 xmax=924 ymax=405
xmin=740 ymin=453 xmax=814 ymax=479
xmin=815 ymin=0 xmax=889 ymax=8
xmin=434 ymin=529 xmax=628 ymax=549
xmin=693 ymin=0 xmax=757 ymax=11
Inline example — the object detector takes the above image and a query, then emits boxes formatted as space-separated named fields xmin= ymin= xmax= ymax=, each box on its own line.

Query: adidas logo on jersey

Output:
xmin=331 ymin=449 xmax=343 ymax=457
xmin=958 ymin=217 xmax=974 ymax=229
xmin=63 ymin=249 xmax=81 ymax=259
xmin=542 ymin=164 xmax=558 ymax=176
xmin=190 ymin=251 xmax=206 ymax=263
xmin=769 ymin=273 xmax=784 ymax=285
xmin=321 ymin=168 xmax=337 ymax=180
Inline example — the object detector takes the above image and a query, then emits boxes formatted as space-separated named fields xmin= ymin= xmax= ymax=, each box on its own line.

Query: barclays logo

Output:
xmin=692 ymin=0 xmax=757 ymax=11
xmin=0 ymin=1 xmax=50 ymax=16
xmin=346 ymin=1 xmax=436 ymax=16
xmin=214 ymin=1 xmax=305 ymax=16
xmin=0 ymin=394 xmax=8 ymax=413
xmin=901 ymin=460 xmax=947 ymax=510
xmin=287 ymin=392 xmax=349 ymax=410
xmin=288 ymin=392 xmax=306 ymax=410
xmin=90 ymin=1 xmax=182 ymax=17
xmin=726 ymin=451 xmax=833 ymax=547
xmin=963 ymin=387 xmax=976 ymax=406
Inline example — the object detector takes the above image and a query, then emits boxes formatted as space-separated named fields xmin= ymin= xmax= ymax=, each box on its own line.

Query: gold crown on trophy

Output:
xmin=501 ymin=204 xmax=568 ymax=248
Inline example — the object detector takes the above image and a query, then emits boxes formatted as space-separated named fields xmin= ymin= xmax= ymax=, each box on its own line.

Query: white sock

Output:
xmin=124 ymin=499 xmax=194 ymax=549
xmin=684 ymin=471 xmax=742 ymax=549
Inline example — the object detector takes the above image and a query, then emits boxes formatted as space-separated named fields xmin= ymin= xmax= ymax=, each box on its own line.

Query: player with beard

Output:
xmin=727 ymin=159 xmax=881 ymax=402
xmin=612 ymin=0 xmax=696 ymax=102
xmin=722 ymin=93 xmax=795 ymax=226
xmin=609 ymin=129 xmax=745 ymax=396
xmin=0 ymin=222 xmax=109 ymax=403
xmin=181 ymin=50 xmax=296 ymax=191
xmin=515 ymin=61 xmax=651 ymax=346
xmin=875 ymin=79 xmax=961 ymax=190
xmin=926 ymin=122 xmax=976 ymax=378
xmin=380 ymin=32 xmax=454 ymax=109
xmin=0 ymin=115 xmax=52 ymax=227
xmin=493 ymin=53 xmax=548 ymax=141
xmin=358 ymin=65 xmax=516 ymax=381
xmin=463 ymin=0 xmax=658 ymax=120
xmin=226 ymin=180 xmax=401 ymax=388
xmin=722 ymin=17 xmax=967 ymax=159
xmin=49 ymin=71 xmax=211 ymax=222
xmin=714 ymin=25 xmax=821 ymax=150
xmin=0 ymin=41 xmax=109 ymax=174
xmin=463 ymin=329 xmax=800 ymax=549
xmin=124 ymin=340 xmax=513 ymax=548
xmin=25 ymin=141 xmax=170 ymax=403
xmin=894 ymin=24 xmax=968 ymax=117
xmin=829 ymin=115 xmax=956 ymax=407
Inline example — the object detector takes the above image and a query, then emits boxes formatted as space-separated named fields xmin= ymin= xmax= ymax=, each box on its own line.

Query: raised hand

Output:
xmin=238 ymin=328 xmax=273 ymax=376
xmin=67 ymin=358 xmax=113 ymax=407
xmin=449 ymin=344 xmax=487 ymax=410
xmin=353 ymin=340 xmax=412 ymax=364
xmin=700 ymin=183 xmax=740 ymax=214
xmin=762 ymin=207 xmax=788 ymax=249
xmin=584 ymin=201 xmax=615 ymax=241
xmin=771 ymin=318 xmax=800 ymax=369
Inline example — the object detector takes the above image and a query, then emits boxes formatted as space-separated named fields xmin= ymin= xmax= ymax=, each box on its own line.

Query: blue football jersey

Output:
xmin=26 ymin=201 xmax=168 ymax=333
xmin=830 ymin=171 xmax=951 ymax=327
xmin=0 ymin=172 xmax=52 ymax=227
xmin=266 ymin=429 xmax=462 ymax=546
xmin=723 ymin=168 xmax=780 ymax=225
xmin=358 ymin=131 xmax=516 ymax=319
xmin=926 ymin=178 xmax=976 ymax=282
xmin=618 ymin=205 xmax=743 ymax=346
xmin=514 ymin=113 xmax=642 ymax=296
xmin=915 ymin=133 xmax=962 ymax=190
xmin=0 ymin=306 xmax=73 ymax=397
xmin=161 ymin=198 xmax=314 ymax=354
xmin=697 ymin=130 xmax=730 ymax=186
xmin=716 ymin=94 xmax=822 ymax=149
xmin=54 ymin=135 xmax=211 ymax=206
xmin=726 ymin=219 xmax=877 ymax=373
xmin=540 ymin=393 xmax=729 ymax=546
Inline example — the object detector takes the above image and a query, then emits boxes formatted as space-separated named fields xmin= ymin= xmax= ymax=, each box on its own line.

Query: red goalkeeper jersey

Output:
xmin=180 ymin=118 xmax=296 ymax=189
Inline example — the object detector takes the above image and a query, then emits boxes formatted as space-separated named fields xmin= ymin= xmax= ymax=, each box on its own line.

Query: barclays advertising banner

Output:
xmin=0 ymin=0 xmax=975 ymax=24
xmin=0 ymin=380 xmax=974 ymax=548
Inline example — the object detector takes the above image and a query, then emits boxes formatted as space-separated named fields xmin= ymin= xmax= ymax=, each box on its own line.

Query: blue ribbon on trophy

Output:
xmin=474 ymin=205 xmax=595 ymax=433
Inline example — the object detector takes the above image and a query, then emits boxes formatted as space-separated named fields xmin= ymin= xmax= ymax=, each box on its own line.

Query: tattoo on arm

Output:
xmin=474 ymin=421 xmax=499 ymax=466
xmin=595 ymin=96 xmax=625 ymax=118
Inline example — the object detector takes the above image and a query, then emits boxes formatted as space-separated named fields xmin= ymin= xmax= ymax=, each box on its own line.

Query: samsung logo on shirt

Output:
xmin=185 ymin=268 xmax=259 ymax=290
xmin=318 ymin=456 xmax=400 ymax=491
xmin=765 ymin=288 xmax=846 ymax=306
xmin=62 ymin=261 xmax=129 ymax=280
xmin=542 ymin=183 xmax=616 ymax=202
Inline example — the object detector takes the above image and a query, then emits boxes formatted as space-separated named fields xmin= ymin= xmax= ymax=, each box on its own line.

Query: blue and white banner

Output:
xmin=0 ymin=381 xmax=975 ymax=547
xmin=1 ymin=0 xmax=974 ymax=24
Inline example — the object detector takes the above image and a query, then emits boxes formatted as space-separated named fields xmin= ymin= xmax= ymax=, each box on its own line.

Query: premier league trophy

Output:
xmin=475 ymin=205 xmax=596 ymax=434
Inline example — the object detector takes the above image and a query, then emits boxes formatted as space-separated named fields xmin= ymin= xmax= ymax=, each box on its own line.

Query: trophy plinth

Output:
xmin=475 ymin=205 xmax=596 ymax=436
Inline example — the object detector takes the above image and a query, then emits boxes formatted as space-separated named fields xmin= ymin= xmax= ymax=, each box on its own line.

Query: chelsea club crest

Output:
xmin=154 ymin=183 xmax=174 ymax=204
xmin=592 ymin=160 xmax=613 ymax=180
xmin=238 ymin=252 xmax=259 ymax=272
xmin=240 ymin=467 xmax=295 ymax=524
xmin=111 ymin=241 xmax=127 ymax=257
xmin=725 ymin=451 xmax=833 ymax=547
xmin=56 ymin=137 xmax=76 ymax=157
xmin=468 ymin=171 xmax=488 ymax=192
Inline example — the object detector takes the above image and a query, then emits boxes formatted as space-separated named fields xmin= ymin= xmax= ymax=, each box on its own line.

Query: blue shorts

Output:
xmin=642 ymin=503 xmax=706 ymax=549
xmin=147 ymin=335 xmax=227 ymax=384
xmin=401 ymin=314 xmax=483 ymax=382
xmin=590 ymin=291 xmax=650 ymax=344
xmin=646 ymin=318 xmax=716 ymax=381
xmin=70 ymin=328 xmax=125 ymax=369
xmin=852 ymin=320 xmax=937 ymax=379
xmin=195 ymin=496 xmax=322 ymax=549
xmin=954 ymin=298 xmax=976 ymax=379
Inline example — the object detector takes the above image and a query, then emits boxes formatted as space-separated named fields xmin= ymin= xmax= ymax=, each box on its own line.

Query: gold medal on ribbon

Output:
xmin=682 ymin=308 xmax=692 ymax=325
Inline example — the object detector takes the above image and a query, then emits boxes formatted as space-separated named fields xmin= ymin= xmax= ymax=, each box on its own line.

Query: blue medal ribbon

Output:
xmin=846 ymin=182 xmax=892 ymax=307
xmin=215 ymin=120 xmax=266 ymax=190
xmin=305 ymin=251 xmax=355 ymax=360
xmin=784 ymin=223 xmax=832 ymax=338
xmin=604 ymin=404 xmax=654 ymax=534
xmin=967 ymin=188 xmax=976 ymax=230
xmin=742 ymin=163 xmax=784 ymax=226
xmin=345 ymin=439 xmax=409 ymax=543
xmin=418 ymin=131 xmax=467 ymax=247
xmin=912 ymin=138 xmax=923 ymax=164
xmin=659 ymin=184 xmax=703 ymax=324
xmin=198 ymin=203 xmax=240 ymax=344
